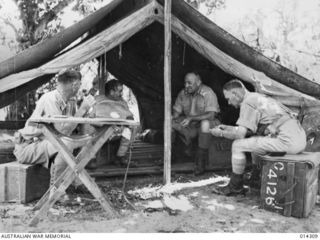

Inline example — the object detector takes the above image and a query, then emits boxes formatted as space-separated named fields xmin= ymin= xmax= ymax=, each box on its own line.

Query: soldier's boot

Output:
xmin=194 ymin=148 xmax=207 ymax=176
xmin=212 ymin=173 xmax=246 ymax=196
xmin=244 ymin=164 xmax=261 ymax=189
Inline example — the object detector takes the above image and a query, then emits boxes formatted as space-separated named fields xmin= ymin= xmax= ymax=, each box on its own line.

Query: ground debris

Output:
xmin=2 ymin=174 xmax=319 ymax=233
xmin=128 ymin=175 xmax=229 ymax=200
xmin=250 ymin=218 xmax=265 ymax=224
xmin=157 ymin=228 xmax=186 ymax=233
xmin=0 ymin=208 xmax=9 ymax=219
xmin=143 ymin=207 xmax=180 ymax=216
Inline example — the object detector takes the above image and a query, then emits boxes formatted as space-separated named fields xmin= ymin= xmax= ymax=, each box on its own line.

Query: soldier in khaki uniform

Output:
xmin=85 ymin=79 xmax=136 ymax=168
xmin=210 ymin=79 xmax=306 ymax=195
xmin=173 ymin=72 xmax=220 ymax=175
xmin=14 ymin=70 xmax=95 ymax=200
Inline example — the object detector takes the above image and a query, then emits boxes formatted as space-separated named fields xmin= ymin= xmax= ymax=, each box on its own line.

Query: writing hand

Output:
xmin=217 ymin=124 xmax=227 ymax=130
xmin=265 ymin=125 xmax=278 ymax=137
xmin=209 ymin=127 xmax=223 ymax=137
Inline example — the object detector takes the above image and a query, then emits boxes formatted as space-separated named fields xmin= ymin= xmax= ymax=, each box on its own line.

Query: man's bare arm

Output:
xmin=179 ymin=111 xmax=216 ymax=127
xmin=210 ymin=124 xmax=247 ymax=140
xmin=188 ymin=111 xmax=216 ymax=122
xmin=172 ymin=109 xmax=181 ymax=120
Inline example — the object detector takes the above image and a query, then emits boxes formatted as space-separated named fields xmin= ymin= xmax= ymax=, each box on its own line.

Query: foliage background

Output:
xmin=187 ymin=0 xmax=320 ymax=82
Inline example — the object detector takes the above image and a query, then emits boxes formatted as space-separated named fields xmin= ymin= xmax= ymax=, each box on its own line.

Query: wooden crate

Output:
xmin=96 ymin=139 xmax=164 ymax=166
xmin=0 ymin=162 xmax=50 ymax=203
xmin=0 ymin=142 xmax=16 ymax=164
xmin=207 ymin=136 xmax=232 ymax=170
xmin=260 ymin=152 xmax=320 ymax=218
xmin=126 ymin=140 xmax=163 ymax=164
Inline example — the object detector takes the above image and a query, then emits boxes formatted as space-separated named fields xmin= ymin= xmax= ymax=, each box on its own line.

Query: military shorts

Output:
xmin=233 ymin=119 xmax=306 ymax=156
xmin=13 ymin=139 xmax=58 ymax=168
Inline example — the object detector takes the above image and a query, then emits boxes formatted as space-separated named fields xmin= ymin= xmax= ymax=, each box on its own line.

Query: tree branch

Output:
xmin=38 ymin=0 xmax=74 ymax=28
xmin=294 ymin=49 xmax=320 ymax=58
xmin=34 ymin=0 xmax=74 ymax=41
xmin=0 ymin=17 xmax=21 ymax=41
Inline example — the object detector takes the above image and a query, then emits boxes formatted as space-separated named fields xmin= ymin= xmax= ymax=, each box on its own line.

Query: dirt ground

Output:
xmin=1 ymin=172 xmax=320 ymax=233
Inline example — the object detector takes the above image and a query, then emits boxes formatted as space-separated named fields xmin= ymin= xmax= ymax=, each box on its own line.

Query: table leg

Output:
xmin=29 ymin=126 xmax=118 ymax=226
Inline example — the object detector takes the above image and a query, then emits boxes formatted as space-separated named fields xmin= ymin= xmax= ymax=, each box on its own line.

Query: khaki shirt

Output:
xmin=237 ymin=92 xmax=291 ymax=133
xmin=19 ymin=90 xmax=76 ymax=140
xmin=173 ymin=84 xmax=220 ymax=117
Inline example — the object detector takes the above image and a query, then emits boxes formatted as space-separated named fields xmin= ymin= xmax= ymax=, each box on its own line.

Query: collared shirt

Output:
xmin=173 ymin=84 xmax=220 ymax=117
xmin=237 ymin=92 xmax=291 ymax=133
xmin=19 ymin=89 xmax=76 ymax=140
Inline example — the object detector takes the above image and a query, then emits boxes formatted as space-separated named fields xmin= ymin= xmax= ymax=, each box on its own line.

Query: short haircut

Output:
xmin=186 ymin=71 xmax=201 ymax=81
xmin=57 ymin=70 xmax=81 ymax=84
xmin=223 ymin=79 xmax=244 ymax=91
xmin=105 ymin=79 xmax=122 ymax=94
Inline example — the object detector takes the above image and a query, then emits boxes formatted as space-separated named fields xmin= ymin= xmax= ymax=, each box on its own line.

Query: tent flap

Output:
xmin=0 ymin=1 xmax=156 ymax=94
xmin=155 ymin=0 xmax=320 ymax=99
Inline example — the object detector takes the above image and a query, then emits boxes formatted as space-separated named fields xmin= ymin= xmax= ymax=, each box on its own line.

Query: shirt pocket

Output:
xmin=182 ymin=99 xmax=191 ymax=115
xmin=195 ymin=97 xmax=205 ymax=113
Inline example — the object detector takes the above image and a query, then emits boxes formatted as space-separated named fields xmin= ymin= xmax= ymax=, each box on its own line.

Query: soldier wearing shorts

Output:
xmin=14 ymin=70 xmax=95 ymax=200
xmin=172 ymin=72 xmax=220 ymax=175
xmin=210 ymin=79 xmax=306 ymax=195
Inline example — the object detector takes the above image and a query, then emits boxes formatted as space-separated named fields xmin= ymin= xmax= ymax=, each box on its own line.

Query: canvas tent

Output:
xmin=1 ymin=0 xmax=320 ymax=144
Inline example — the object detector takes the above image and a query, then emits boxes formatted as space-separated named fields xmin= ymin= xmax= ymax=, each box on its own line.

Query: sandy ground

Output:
xmin=1 ymin=173 xmax=320 ymax=233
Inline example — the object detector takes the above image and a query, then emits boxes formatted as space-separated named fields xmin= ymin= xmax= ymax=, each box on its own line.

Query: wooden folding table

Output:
xmin=27 ymin=116 xmax=139 ymax=226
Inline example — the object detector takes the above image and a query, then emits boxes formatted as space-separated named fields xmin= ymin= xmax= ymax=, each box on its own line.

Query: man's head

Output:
xmin=57 ymin=70 xmax=82 ymax=99
xmin=105 ymin=79 xmax=123 ymax=101
xmin=222 ymin=79 xmax=247 ymax=108
xmin=184 ymin=72 xmax=202 ymax=94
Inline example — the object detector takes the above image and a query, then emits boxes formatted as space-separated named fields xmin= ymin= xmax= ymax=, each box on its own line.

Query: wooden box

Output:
xmin=207 ymin=136 xmax=232 ymax=170
xmin=0 ymin=142 xmax=16 ymax=164
xmin=260 ymin=152 xmax=320 ymax=218
xmin=0 ymin=162 xmax=50 ymax=203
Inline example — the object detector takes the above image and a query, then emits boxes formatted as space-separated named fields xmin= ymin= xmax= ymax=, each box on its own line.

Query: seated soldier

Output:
xmin=210 ymin=79 xmax=306 ymax=196
xmin=13 ymin=70 xmax=95 ymax=200
xmin=85 ymin=79 xmax=137 ymax=167
xmin=172 ymin=71 xmax=220 ymax=175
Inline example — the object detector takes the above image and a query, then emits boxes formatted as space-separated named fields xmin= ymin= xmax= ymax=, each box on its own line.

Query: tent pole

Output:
xmin=99 ymin=55 xmax=106 ymax=95
xmin=163 ymin=0 xmax=172 ymax=185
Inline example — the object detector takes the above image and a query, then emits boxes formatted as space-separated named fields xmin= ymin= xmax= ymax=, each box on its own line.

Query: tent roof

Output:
xmin=0 ymin=0 xmax=319 ymax=110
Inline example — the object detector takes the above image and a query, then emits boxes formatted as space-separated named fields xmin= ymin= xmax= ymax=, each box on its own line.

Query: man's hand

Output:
xmin=209 ymin=127 xmax=223 ymax=137
xmin=80 ymin=95 xmax=96 ymax=113
xmin=265 ymin=124 xmax=278 ymax=137
xmin=180 ymin=117 xmax=192 ymax=127
xmin=216 ymin=124 xmax=227 ymax=130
